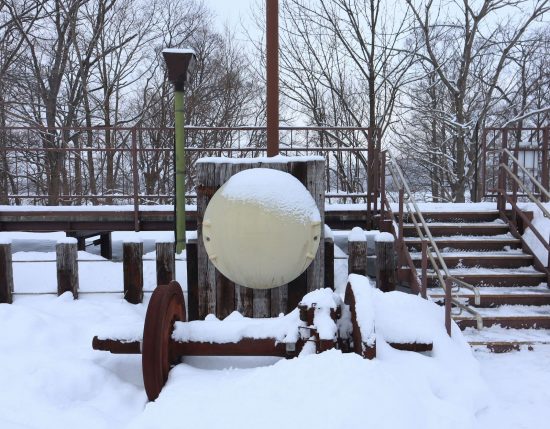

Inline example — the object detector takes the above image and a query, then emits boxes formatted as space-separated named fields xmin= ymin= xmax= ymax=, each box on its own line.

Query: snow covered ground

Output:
xmin=0 ymin=231 xmax=549 ymax=428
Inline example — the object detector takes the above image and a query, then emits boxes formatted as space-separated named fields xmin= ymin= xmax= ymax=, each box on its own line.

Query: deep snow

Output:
xmin=0 ymin=229 xmax=549 ymax=429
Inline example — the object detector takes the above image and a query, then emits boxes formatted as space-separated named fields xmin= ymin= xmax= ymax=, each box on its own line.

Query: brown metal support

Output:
xmin=378 ymin=151 xmax=386 ymax=229
xmin=444 ymin=278 xmax=452 ymax=337
xmin=266 ymin=0 xmax=279 ymax=157
xmin=542 ymin=128 xmax=549 ymax=200
xmin=131 ymin=128 xmax=140 ymax=231
xmin=481 ymin=128 xmax=487 ymax=199
xmin=421 ymin=240 xmax=428 ymax=299
xmin=366 ymin=128 xmax=374 ymax=229
xmin=398 ymin=188 xmax=404 ymax=240
xmin=497 ymin=131 xmax=508 ymax=212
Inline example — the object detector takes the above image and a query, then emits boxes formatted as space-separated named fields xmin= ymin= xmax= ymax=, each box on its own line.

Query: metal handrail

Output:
xmin=387 ymin=158 xmax=483 ymax=331
xmin=499 ymin=149 xmax=550 ymax=270
xmin=502 ymin=148 xmax=550 ymax=217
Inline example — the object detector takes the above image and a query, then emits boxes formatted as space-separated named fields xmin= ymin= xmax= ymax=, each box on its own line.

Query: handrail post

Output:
xmin=543 ymin=128 xmax=549 ymax=202
xmin=421 ymin=240 xmax=428 ymax=299
xmin=398 ymin=188 xmax=404 ymax=240
xmin=397 ymin=188 xmax=405 ymax=269
xmin=498 ymin=131 xmax=508 ymax=213
xmin=444 ymin=278 xmax=452 ymax=337
xmin=131 ymin=128 xmax=139 ymax=231
xmin=379 ymin=151 xmax=386 ymax=230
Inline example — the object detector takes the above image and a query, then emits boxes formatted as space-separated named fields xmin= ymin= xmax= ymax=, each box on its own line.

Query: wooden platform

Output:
xmin=0 ymin=206 xmax=367 ymax=232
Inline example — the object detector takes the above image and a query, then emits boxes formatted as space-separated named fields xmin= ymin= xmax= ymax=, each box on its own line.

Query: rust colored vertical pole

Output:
xmin=379 ymin=151 xmax=386 ymax=229
xmin=366 ymin=128 xmax=373 ymax=229
xmin=123 ymin=241 xmax=143 ymax=304
xmin=498 ymin=130 xmax=508 ymax=212
xmin=398 ymin=188 xmax=404 ymax=240
xmin=0 ymin=242 xmax=14 ymax=304
xmin=131 ymin=128 xmax=140 ymax=231
xmin=481 ymin=128 xmax=487 ymax=199
xmin=542 ymin=128 xmax=549 ymax=200
xmin=421 ymin=240 xmax=428 ymax=299
xmin=155 ymin=241 xmax=175 ymax=286
xmin=56 ymin=239 xmax=79 ymax=299
xmin=266 ymin=0 xmax=279 ymax=157
xmin=444 ymin=278 xmax=452 ymax=337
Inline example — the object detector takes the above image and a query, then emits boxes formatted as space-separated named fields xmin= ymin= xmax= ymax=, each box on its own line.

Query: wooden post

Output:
xmin=123 ymin=241 xmax=143 ymax=304
xmin=375 ymin=232 xmax=396 ymax=292
xmin=99 ymin=233 xmax=112 ymax=260
xmin=324 ymin=230 xmax=334 ymax=290
xmin=186 ymin=236 xmax=199 ymax=321
xmin=196 ymin=158 xmax=325 ymax=319
xmin=156 ymin=241 xmax=175 ymax=286
xmin=56 ymin=239 xmax=79 ymax=299
xmin=0 ymin=241 xmax=14 ymax=304
xmin=348 ymin=227 xmax=367 ymax=276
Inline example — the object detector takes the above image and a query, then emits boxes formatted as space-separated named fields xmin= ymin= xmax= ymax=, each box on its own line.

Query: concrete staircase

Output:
xmin=403 ymin=209 xmax=550 ymax=351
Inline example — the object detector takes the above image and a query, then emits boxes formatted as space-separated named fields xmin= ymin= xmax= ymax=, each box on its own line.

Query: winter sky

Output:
xmin=208 ymin=0 xmax=256 ymax=30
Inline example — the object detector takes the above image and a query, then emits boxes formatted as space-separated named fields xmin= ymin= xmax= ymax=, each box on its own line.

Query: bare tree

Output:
xmin=405 ymin=0 xmax=550 ymax=201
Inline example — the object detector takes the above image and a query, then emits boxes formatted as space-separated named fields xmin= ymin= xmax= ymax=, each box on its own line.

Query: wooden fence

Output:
xmin=0 ymin=239 xmax=176 ymax=304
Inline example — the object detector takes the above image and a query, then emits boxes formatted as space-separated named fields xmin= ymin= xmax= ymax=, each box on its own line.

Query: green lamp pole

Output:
xmin=162 ymin=48 xmax=196 ymax=254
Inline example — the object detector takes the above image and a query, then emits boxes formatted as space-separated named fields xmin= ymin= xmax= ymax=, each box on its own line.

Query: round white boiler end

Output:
xmin=202 ymin=168 xmax=321 ymax=289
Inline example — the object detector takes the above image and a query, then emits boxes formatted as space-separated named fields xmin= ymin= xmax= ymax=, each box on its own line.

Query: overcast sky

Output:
xmin=207 ymin=0 xmax=257 ymax=30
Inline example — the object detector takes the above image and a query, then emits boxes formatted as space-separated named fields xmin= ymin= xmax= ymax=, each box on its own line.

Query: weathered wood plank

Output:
xmin=348 ymin=228 xmax=368 ymax=276
xmin=305 ymin=159 xmax=325 ymax=292
xmin=196 ymin=158 xmax=325 ymax=318
xmin=155 ymin=241 xmax=175 ymax=286
xmin=186 ymin=238 xmax=199 ymax=321
xmin=0 ymin=242 xmax=14 ymax=304
xmin=375 ymin=235 xmax=397 ymax=292
xmin=253 ymin=289 xmax=270 ymax=318
xmin=56 ymin=240 xmax=79 ymax=299
xmin=123 ymin=241 xmax=143 ymax=304
xmin=324 ymin=234 xmax=334 ymax=290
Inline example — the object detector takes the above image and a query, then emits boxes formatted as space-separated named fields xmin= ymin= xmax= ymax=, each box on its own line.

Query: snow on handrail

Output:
xmin=386 ymin=158 xmax=483 ymax=331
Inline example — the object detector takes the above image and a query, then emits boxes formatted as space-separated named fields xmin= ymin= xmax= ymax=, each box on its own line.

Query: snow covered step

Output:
xmin=463 ymin=326 xmax=550 ymax=351
xmin=410 ymin=251 xmax=533 ymax=269
xmin=455 ymin=306 xmax=550 ymax=329
xmin=429 ymin=286 xmax=550 ymax=307
xmin=468 ymin=326 xmax=550 ymax=353
xmin=462 ymin=326 xmax=550 ymax=342
xmin=405 ymin=236 xmax=521 ymax=251
xmin=421 ymin=267 xmax=547 ymax=287
xmin=404 ymin=210 xmax=502 ymax=223
xmin=403 ymin=222 xmax=509 ymax=237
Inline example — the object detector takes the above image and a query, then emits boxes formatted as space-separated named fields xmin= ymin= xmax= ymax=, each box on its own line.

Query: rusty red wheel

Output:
xmin=142 ymin=280 xmax=186 ymax=401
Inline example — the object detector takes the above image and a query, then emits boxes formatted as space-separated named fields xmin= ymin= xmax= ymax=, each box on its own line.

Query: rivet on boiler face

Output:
xmin=206 ymin=236 xmax=211 ymax=241
xmin=313 ymin=236 xmax=318 ymax=241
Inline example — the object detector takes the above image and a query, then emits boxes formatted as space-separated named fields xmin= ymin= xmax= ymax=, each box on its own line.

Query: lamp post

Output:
xmin=162 ymin=48 xmax=196 ymax=254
